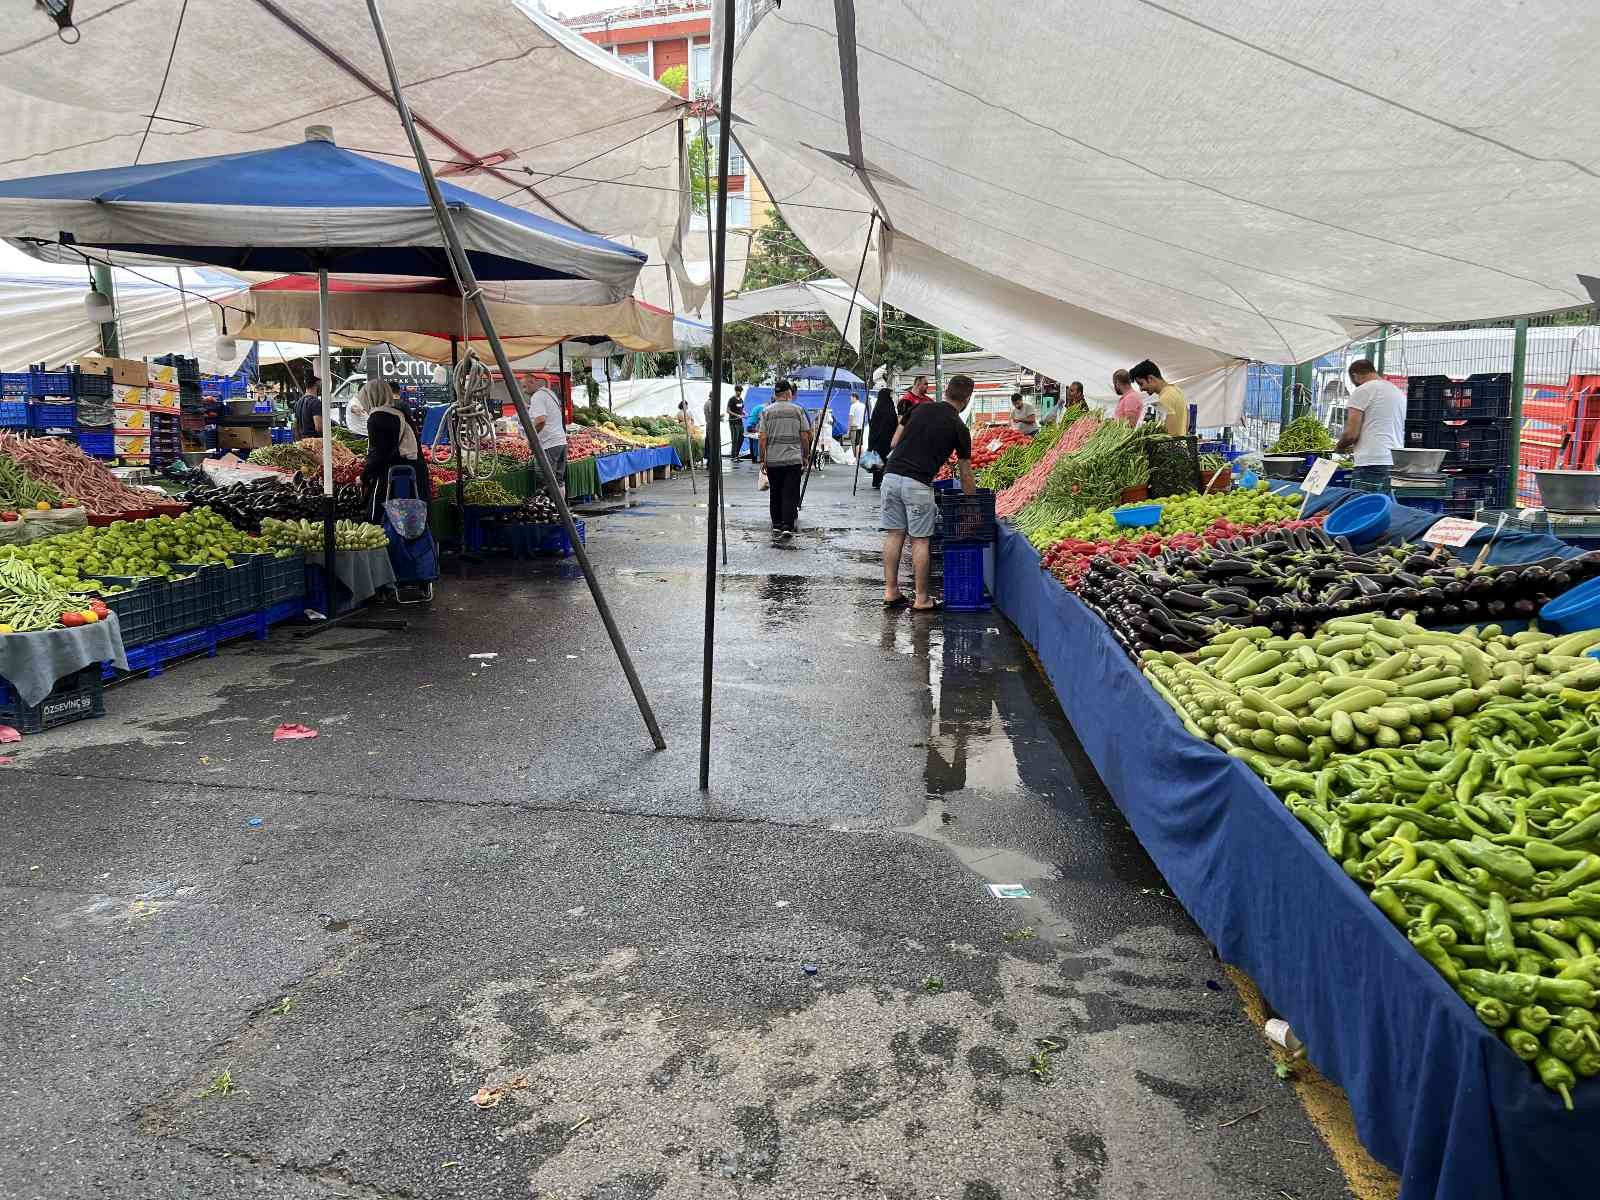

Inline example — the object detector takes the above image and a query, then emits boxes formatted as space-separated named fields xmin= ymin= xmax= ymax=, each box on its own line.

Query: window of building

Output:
xmin=690 ymin=44 xmax=712 ymax=98
xmin=704 ymin=122 xmax=746 ymax=178
xmin=618 ymin=49 xmax=650 ymax=76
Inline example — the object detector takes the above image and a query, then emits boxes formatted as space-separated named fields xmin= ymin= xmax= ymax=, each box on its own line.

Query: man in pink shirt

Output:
xmin=1112 ymin=368 xmax=1144 ymax=425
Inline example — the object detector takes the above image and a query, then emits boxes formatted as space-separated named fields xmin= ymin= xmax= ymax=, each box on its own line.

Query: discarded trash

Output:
xmin=774 ymin=900 xmax=790 ymax=908
xmin=0 ymin=757 xmax=13 ymax=766
xmin=468 ymin=652 xmax=498 ymax=660
xmin=247 ymin=817 xmax=264 ymax=828
xmin=1264 ymin=1018 xmax=1303 ymax=1054
xmin=1217 ymin=1105 xmax=1266 ymax=1130
xmin=920 ymin=976 xmax=944 ymax=992
xmin=0 ymin=725 xmax=20 ymax=744
xmin=470 ymin=1085 xmax=504 ymax=1109
xmin=985 ymin=883 xmax=1031 ymax=899
xmin=802 ymin=963 xmax=819 ymax=976
xmin=1205 ymin=979 xmax=1222 ymax=991
xmin=272 ymin=723 xmax=318 ymax=741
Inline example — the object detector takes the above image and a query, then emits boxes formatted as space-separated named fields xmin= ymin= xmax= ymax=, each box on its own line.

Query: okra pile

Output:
xmin=1143 ymin=613 xmax=1600 ymax=1107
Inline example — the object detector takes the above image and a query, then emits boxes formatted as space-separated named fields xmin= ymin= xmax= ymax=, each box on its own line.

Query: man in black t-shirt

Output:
xmin=293 ymin=376 xmax=323 ymax=440
xmin=880 ymin=374 xmax=976 ymax=613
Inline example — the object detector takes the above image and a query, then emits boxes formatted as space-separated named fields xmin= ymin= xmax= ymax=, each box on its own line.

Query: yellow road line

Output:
xmin=1224 ymin=965 xmax=1400 ymax=1200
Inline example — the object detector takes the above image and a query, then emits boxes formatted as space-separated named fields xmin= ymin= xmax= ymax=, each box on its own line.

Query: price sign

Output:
xmin=1423 ymin=517 xmax=1486 ymax=547
xmin=985 ymin=438 xmax=1004 ymax=453
xmin=1519 ymin=507 xmax=1543 ymax=523
xmin=1301 ymin=457 xmax=1338 ymax=496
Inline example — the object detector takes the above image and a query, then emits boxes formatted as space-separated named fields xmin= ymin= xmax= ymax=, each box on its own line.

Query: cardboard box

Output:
xmin=217 ymin=424 xmax=272 ymax=452
xmin=112 ymin=384 xmax=146 ymax=407
xmin=114 ymin=433 xmax=149 ymax=456
xmin=114 ymin=406 xmax=149 ymax=429
xmin=78 ymin=356 xmax=148 ymax=387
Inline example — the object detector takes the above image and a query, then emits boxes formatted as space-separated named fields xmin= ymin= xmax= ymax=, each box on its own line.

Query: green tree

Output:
xmin=657 ymin=64 xmax=687 ymax=95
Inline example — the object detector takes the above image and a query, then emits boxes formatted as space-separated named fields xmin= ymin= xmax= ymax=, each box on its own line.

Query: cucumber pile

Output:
xmin=1144 ymin=616 xmax=1600 ymax=1106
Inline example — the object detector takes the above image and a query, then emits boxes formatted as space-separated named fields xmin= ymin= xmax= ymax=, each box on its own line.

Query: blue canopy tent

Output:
xmin=0 ymin=127 xmax=647 ymax=602
xmin=788 ymin=364 xmax=865 ymax=387
xmin=742 ymin=385 xmax=854 ymax=440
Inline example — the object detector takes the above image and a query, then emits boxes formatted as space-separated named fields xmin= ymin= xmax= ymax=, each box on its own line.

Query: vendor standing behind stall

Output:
xmin=1337 ymin=358 xmax=1406 ymax=494
xmin=361 ymin=380 xmax=432 ymax=521
xmin=294 ymin=376 xmax=323 ymax=439
xmin=1131 ymin=360 xmax=1188 ymax=435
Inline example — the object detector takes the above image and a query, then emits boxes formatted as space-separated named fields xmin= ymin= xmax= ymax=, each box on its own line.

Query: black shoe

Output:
xmin=780 ymin=529 xmax=795 ymax=542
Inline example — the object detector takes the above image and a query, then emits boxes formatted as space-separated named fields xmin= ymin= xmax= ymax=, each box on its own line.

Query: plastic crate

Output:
xmin=174 ymin=557 xmax=260 ymax=622
xmin=76 ymin=430 xmax=116 ymax=459
xmin=941 ymin=542 xmax=991 ymax=611
xmin=75 ymin=369 xmax=113 ymax=398
xmin=1444 ymin=469 xmax=1510 ymax=517
xmin=1405 ymin=418 xmax=1510 ymax=470
xmin=0 ymin=665 xmax=106 ymax=733
xmin=264 ymin=597 xmax=303 ymax=626
xmin=257 ymin=551 xmax=307 ymax=606
xmin=505 ymin=519 xmax=585 ymax=558
xmin=87 ymin=576 xmax=165 ymax=647
xmin=1397 ymin=495 xmax=1446 ymax=515
xmin=216 ymin=610 xmax=269 ymax=644
xmin=936 ymin=488 xmax=997 ymax=543
xmin=28 ymin=366 xmax=75 ymax=397
xmin=0 ymin=399 xmax=27 ymax=427
xmin=463 ymin=505 xmax=521 ymax=553
xmin=28 ymin=401 xmax=76 ymax=432
xmin=1406 ymin=373 xmax=1512 ymax=422
xmin=0 ymin=372 xmax=30 ymax=397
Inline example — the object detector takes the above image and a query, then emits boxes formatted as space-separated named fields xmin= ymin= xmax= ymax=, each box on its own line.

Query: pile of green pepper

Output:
xmin=1144 ymin=613 xmax=1600 ymax=1107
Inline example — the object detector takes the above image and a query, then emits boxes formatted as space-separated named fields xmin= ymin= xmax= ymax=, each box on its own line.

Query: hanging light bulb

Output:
xmin=215 ymin=335 xmax=239 ymax=362
xmin=84 ymin=287 xmax=113 ymax=323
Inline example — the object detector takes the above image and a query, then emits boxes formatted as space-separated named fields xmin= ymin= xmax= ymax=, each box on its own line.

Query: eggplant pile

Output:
xmin=1080 ymin=527 xmax=1600 ymax=658
xmin=479 ymin=493 xmax=562 ymax=527
xmin=181 ymin=476 xmax=366 ymax=532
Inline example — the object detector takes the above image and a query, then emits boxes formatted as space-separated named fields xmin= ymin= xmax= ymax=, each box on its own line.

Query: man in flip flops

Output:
xmin=880 ymin=374 xmax=977 ymax=614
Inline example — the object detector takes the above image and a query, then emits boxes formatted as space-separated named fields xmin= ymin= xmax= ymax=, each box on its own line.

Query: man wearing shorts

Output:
xmin=880 ymin=374 xmax=976 ymax=613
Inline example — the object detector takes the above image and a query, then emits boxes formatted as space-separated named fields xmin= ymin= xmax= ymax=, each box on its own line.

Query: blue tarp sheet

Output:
xmin=742 ymin=386 xmax=854 ymax=439
xmin=992 ymin=524 xmax=1599 ymax=1200
xmin=594 ymin=444 xmax=683 ymax=485
xmin=1300 ymin=485 xmax=1583 ymax=564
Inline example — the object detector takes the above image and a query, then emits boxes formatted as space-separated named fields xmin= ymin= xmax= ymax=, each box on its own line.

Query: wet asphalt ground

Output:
xmin=1 ymin=460 xmax=1360 ymax=1199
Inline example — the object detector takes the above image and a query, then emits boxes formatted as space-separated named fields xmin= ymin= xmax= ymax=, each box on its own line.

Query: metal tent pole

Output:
xmin=799 ymin=211 xmax=876 ymax=510
xmin=365 ymin=0 xmax=665 ymax=752
xmin=318 ymin=266 xmax=338 ymax=608
xmin=696 ymin=107 xmax=730 ymax=566
xmin=449 ymin=333 xmax=474 ymax=578
xmin=664 ymin=271 xmax=696 ymax=496
xmin=699 ymin=0 xmax=737 ymax=790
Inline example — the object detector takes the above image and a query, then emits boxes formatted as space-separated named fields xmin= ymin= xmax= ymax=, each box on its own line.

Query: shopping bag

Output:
xmin=860 ymin=449 xmax=883 ymax=470
xmin=381 ymin=467 xmax=439 ymax=584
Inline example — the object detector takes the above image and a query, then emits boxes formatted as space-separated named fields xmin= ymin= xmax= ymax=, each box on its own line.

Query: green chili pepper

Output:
xmin=1518 ymin=950 xmax=1550 ymax=976
xmin=1542 ymin=855 xmax=1600 ymax=897
xmin=1413 ymin=840 xmax=1478 ymax=885
xmin=1553 ymin=811 xmax=1600 ymax=847
xmin=1369 ymin=887 xmax=1409 ymax=928
xmin=1474 ymin=996 xmax=1510 ymax=1027
xmin=1534 ymin=976 xmax=1598 ymax=1008
xmin=1559 ymin=1007 xmax=1600 ymax=1052
xmin=1526 ymin=839 xmax=1593 ymax=869
xmin=1574 ymin=1051 xmax=1600 ymax=1078
xmin=1460 ymin=968 xmax=1540 ymax=1005
xmin=1504 ymin=1027 xmax=1541 ymax=1060
xmin=1391 ymin=879 xmax=1487 ymax=939
xmin=1536 ymin=1054 xmax=1576 ymax=1108
xmin=1510 ymin=896 xmax=1600 ymax=919
xmin=1408 ymin=927 xmax=1460 ymax=984
xmin=1485 ymin=893 xmax=1517 ymax=967
xmin=1532 ymin=930 xmax=1582 ymax=962
xmin=1431 ymin=923 xmax=1460 ymax=948
xmin=1556 ymin=956 xmax=1600 ymax=986
xmin=1448 ymin=839 xmax=1536 ymax=888
xmin=1516 ymin=1004 xmax=1553 ymax=1035
xmin=1548 ymin=1027 xmax=1587 ymax=1062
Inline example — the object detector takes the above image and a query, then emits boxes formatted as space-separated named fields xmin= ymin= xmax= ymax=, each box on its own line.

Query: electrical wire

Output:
xmin=134 ymin=0 xmax=189 ymax=166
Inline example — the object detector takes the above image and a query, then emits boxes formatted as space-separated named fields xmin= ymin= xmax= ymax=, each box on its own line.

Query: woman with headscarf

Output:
xmin=866 ymin=386 xmax=899 ymax=489
xmin=360 ymin=379 xmax=431 ymax=522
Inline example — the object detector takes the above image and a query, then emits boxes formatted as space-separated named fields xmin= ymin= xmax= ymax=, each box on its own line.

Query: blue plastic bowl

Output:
xmin=1323 ymin=493 xmax=1394 ymax=544
xmin=1114 ymin=503 xmax=1164 ymax=528
xmin=1542 ymin=576 xmax=1600 ymax=634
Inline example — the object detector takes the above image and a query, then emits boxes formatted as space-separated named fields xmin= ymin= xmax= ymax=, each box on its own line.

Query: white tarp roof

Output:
xmin=723 ymin=278 xmax=878 ymax=350
xmin=580 ymin=376 xmax=711 ymax=421
xmin=0 ymin=0 xmax=699 ymax=308
xmin=727 ymin=0 xmax=1600 ymax=426
xmin=0 ymin=242 xmax=245 ymax=375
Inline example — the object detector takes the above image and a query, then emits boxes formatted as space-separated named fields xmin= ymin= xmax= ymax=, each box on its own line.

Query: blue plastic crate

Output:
xmin=77 ymin=430 xmax=115 ymax=459
xmin=216 ymin=610 xmax=268 ymax=644
xmin=265 ymin=597 xmax=303 ymax=626
xmin=0 ymin=398 xmax=27 ymax=427
xmin=936 ymin=487 xmax=997 ymax=543
xmin=506 ymin=519 xmax=585 ymax=558
xmin=270 ymin=426 xmax=295 ymax=444
xmin=28 ymin=401 xmax=77 ymax=432
xmin=942 ymin=542 xmax=991 ymax=611
xmin=75 ymin=369 xmax=113 ymax=398
xmin=28 ymin=368 xmax=75 ymax=398
xmin=0 ymin=372 xmax=30 ymax=397
xmin=1398 ymin=495 xmax=1446 ymax=515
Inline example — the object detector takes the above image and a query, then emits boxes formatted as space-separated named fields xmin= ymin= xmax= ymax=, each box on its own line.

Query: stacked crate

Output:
xmin=1402 ymin=373 xmax=1512 ymax=517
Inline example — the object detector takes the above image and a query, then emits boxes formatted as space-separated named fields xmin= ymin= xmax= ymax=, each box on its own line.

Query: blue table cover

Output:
xmin=993 ymin=524 xmax=1598 ymax=1200
xmin=594 ymin=445 xmax=684 ymax=485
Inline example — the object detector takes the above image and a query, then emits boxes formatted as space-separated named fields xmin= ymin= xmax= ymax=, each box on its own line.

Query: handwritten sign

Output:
xmin=1301 ymin=457 xmax=1338 ymax=496
xmin=1423 ymin=517 xmax=1486 ymax=548
xmin=985 ymin=438 xmax=1004 ymax=453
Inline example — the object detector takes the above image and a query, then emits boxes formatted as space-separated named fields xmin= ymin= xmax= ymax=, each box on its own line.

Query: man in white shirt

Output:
xmin=528 ymin=381 xmax=569 ymax=485
xmin=848 ymin=392 xmax=867 ymax=455
xmin=1336 ymin=358 xmax=1406 ymax=494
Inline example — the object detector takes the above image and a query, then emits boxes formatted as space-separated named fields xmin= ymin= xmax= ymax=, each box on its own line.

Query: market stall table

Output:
xmin=992 ymin=523 xmax=1597 ymax=1200
xmin=593 ymin=445 xmax=683 ymax=486
xmin=308 ymin=547 xmax=397 ymax=616
xmin=0 ymin=615 xmax=128 ymax=707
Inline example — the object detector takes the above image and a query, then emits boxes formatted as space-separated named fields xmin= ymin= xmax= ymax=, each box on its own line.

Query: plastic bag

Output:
xmin=860 ymin=449 xmax=883 ymax=470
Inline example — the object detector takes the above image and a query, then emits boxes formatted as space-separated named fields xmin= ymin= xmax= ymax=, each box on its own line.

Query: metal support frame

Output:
xmin=798 ymin=211 xmax=876 ymax=510
xmin=1278 ymin=362 xmax=1294 ymax=428
xmin=92 ymin=262 xmax=119 ymax=355
xmin=697 ymin=108 xmax=728 ymax=566
xmin=1507 ymin=317 xmax=1529 ymax=508
xmin=1295 ymin=360 xmax=1316 ymax=417
xmin=699 ymin=0 xmax=737 ymax=790
xmin=1374 ymin=324 xmax=1389 ymax=375
xmin=365 ymin=0 xmax=665 ymax=752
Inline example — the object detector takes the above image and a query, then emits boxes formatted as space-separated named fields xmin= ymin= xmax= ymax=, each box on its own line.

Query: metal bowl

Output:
xmin=1536 ymin=470 xmax=1600 ymax=513
xmin=1391 ymin=447 xmax=1447 ymax=474
xmin=1262 ymin=454 xmax=1309 ymax=480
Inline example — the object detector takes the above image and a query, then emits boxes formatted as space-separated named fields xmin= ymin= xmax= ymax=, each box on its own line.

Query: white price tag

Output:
xmin=985 ymin=438 xmax=1003 ymax=453
xmin=1423 ymin=517 xmax=1486 ymax=547
xmin=1519 ymin=506 xmax=1543 ymax=522
xmin=1300 ymin=457 xmax=1338 ymax=496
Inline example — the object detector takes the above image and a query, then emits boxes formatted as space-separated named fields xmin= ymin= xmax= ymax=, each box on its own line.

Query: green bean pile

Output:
xmin=0 ymin=557 xmax=81 ymax=632
xmin=0 ymin=454 xmax=61 ymax=510
xmin=1041 ymin=420 xmax=1148 ymax=515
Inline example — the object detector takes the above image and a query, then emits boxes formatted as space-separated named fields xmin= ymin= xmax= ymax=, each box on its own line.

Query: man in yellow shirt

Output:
xmin=1131 ymin=359 xmax=1188 ymax=435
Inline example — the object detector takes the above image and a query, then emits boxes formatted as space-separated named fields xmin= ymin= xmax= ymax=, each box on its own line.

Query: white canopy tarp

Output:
xmin=723 ymin=278 xmax=878 ymax=350
xmin=0 ymin=242 xmax=244 ymax=375
xmin=0 ymin=0 xmax=699 ymax=307
xmin=727 ymin=0 xmax=1600 ymax=420
xmin=581 ymin=376 xmax=711 ymax=422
